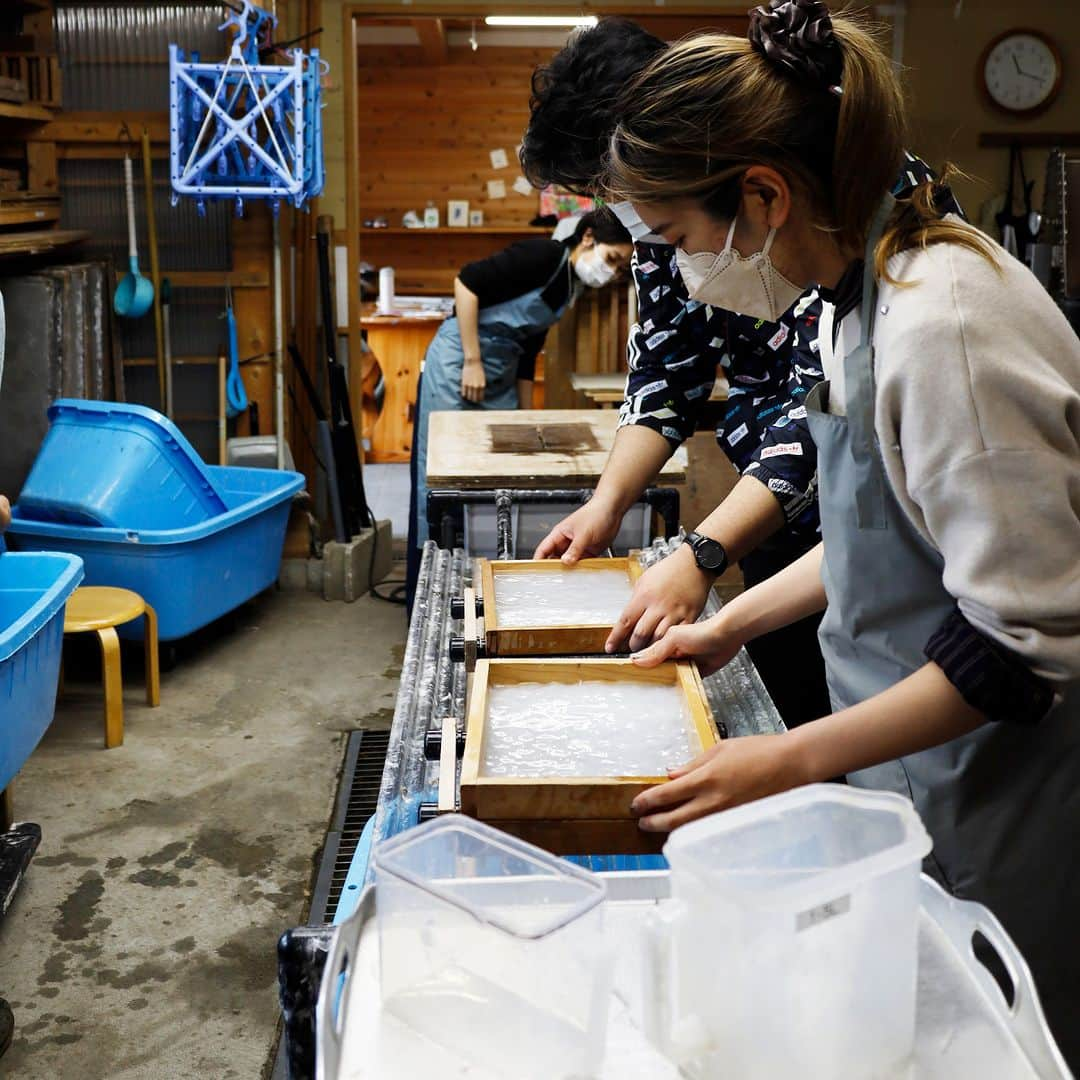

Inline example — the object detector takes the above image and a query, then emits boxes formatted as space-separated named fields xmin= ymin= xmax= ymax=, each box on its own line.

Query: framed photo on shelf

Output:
xmin=469 ymin=209 xmax=484 ymax=227
xmin=448 ymin=200 xmax=470 ymax=228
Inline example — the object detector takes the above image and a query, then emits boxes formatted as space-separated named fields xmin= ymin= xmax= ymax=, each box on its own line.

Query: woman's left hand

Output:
xmin=632 ymin=733 xmax=808 ymax=833
xmin=0 ymin=495 xmax=10 ymax=532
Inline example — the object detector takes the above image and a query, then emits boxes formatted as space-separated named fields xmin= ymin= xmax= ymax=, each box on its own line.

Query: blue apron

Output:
xmin=412 ymin=249 xmax=576 ymax=546
xmin=805 ymin=206 xmax=1080 ymax=1064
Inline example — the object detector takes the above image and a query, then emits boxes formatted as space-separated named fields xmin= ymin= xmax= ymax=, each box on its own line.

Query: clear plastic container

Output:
xmin=374 ymin=815 xmax=613 ymax=1078
xmin=649 ymin=785 xmax=932 ymax=1079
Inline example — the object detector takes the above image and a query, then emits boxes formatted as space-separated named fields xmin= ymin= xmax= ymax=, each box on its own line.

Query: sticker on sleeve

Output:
xmin=789 ymin=405 xmax=808 ymax=420
xmin=760 ymin=442 xmax=804 ymax=459
xmin=637 ymin=260 xmax=659 ymax=275
xmin=796 ymin=894 xmax=851 ymax=932
xmin=727 ymin=423 xmax=750 ymax=446
xmin=645 ymin=329 xmax=677 ymax=350
xmin=767 ymin=324 xmax=790 ymax=350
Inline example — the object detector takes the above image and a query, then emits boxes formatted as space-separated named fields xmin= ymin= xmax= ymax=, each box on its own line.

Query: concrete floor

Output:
xmin=0 ymin=588 xmax=407 ymax=1079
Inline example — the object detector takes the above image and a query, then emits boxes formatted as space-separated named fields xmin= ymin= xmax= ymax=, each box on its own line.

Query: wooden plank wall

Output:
xmin=356 ymin=41 xmax=556 ymax=297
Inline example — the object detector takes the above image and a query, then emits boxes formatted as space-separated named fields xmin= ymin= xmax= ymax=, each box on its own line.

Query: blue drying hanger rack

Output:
xmin=169 ymin=0 xmax=325 ymax=216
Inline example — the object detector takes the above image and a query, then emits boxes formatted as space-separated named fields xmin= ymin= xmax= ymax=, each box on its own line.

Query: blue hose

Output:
xmin=225 ymin=298 xmax=248 ymax=419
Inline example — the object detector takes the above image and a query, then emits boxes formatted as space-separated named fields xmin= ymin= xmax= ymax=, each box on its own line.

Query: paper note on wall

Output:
xmin=512 ymin=176 xmax=534 ymax=197
xmin=490 ymin=148 xmax=509 ymax=170
xmin=487 ymin=179 xmax=507 ymax=200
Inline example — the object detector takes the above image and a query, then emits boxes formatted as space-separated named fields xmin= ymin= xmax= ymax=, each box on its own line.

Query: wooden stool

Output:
xmin=63 ymin=587 xmax=160 ymax=748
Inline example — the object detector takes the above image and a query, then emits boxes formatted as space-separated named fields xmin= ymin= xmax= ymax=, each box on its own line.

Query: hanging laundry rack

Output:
xmin=168 ymin=0 xmax=325 ymax=217
xmin=168 ymin=0 xmax=326 ymax=469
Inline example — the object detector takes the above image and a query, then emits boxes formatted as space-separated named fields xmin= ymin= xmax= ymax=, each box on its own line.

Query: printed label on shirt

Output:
xmin=727 ymin=423 xmax=750 ymax=446
xmin=767 ymin=324 xmax=790 ymax=350
xmin=710 ymin=337 xmax=725 ymax=350
xmin=637 ymin=260 xmax=659 ymax=275
xmin=760 ymin=442 xmax=803 ymax=459
xmin=645 ymin=329 xmax=678 ymax=350
xmin=796 ymin=894 xmax=851 ymax=932
xmin=789 ymin=405 xmax=808 ymax=420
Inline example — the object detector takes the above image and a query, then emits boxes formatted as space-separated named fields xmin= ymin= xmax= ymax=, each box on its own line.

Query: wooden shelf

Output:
xmin=0 ymin=192 xmax=58 ymax=226
xmin=0 ymin=100 xmax=54 ymax=123
xmin=361 ymin=226 xmax=550 ymax=237
xmin=0 ymin=228 xmax=87 ymax=258
xmin=123 ymin=356 xmax=220 ymax=369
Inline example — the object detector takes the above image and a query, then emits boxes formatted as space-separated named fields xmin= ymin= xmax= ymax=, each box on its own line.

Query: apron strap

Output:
xmin=844 ymin=194 xmax=896 ymax=530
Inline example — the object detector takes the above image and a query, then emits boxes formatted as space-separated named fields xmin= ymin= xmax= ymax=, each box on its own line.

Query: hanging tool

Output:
xmin=113 ymin=156 xmax=154 ymax=319
xmin=995 ymin=143 xmax=1039 ymax=260
xmin=141 ymin=129 xmax=166 ymax=407
xmin=161 ymin=278 xmax=174 ymax=419
xmin=218 ymin=347 xmax=228 ymax=465
xmin=224 ymin=285 xmax=248 ymax=418
xmin=316 ymin=215 xmax=373 ymax=539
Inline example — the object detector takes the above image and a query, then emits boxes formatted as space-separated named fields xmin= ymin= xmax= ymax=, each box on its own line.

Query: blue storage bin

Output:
xmin=0 ymin=550 xmax=84 ymax=791
xmin=8 ymin=466 xmax=303 ymax=642
xmin=18 ymin=399 xmax=228 ymax=529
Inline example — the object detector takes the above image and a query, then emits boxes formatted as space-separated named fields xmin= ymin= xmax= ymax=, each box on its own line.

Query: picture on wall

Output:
xmin=448 ymin=200 xmax=470 ymax=227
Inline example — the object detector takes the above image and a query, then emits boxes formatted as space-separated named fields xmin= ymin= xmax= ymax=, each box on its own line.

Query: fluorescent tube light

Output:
xmin=484 ymin=15 xmax=599 ymax=27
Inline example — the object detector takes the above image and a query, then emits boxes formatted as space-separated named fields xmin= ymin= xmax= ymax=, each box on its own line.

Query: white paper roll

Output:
xmin=377 ymin=266 xmax=396 ymax=314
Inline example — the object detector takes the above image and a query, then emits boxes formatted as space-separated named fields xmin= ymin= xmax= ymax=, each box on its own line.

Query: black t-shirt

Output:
xmin=456 ymin=238 xmax=572 ymax=380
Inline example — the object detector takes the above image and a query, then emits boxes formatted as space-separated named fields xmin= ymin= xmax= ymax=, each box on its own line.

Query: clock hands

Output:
xmin=1009 ymin=53 xmax=1046 ymax=84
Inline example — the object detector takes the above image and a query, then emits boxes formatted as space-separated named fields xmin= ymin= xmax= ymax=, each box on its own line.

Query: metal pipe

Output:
xmin=273 ymin=210 xmax=285 ymax=468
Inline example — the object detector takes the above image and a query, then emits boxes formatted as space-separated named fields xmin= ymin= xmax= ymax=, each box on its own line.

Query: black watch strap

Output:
xmin=686 ymin=531 xmax=729 ymax=576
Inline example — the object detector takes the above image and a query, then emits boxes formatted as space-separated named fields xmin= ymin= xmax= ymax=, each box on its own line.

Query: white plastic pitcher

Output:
xmin=644 ymin=785 xmax=932 ymax=1079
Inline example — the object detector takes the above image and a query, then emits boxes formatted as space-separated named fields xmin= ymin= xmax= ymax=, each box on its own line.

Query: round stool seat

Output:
xmin=65 ymin=587 xmax=147 ymax=634
xmin=61 ymin=586 xmax=160 ymax=749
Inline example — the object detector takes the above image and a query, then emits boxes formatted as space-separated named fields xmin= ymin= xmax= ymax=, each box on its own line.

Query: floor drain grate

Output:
xmin=314 ymin=729 xmax=390 ymax=923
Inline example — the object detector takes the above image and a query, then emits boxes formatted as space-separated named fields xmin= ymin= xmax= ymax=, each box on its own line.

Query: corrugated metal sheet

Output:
xmin=55 ymin=2 xmax=226 ymax=113
xmin=59 ymin=158 xmax=232 ymax=273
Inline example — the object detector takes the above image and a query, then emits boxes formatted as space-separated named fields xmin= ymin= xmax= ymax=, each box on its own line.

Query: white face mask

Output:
xmin=675 ymin=218 xmax=803 ymax=322
xmin=608 ymin=201 xmax=667 ymax=244
xmin=574 ymin=248 xmax=616 ymax=288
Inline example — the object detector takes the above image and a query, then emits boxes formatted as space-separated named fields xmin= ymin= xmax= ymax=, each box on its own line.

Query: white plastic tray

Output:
xmin=316 ymin=872 xmax=1071 ymax=1080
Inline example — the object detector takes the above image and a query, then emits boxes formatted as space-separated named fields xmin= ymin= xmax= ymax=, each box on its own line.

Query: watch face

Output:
xmin=693 ymin=537 xmax=726 ymax=571
xmin=983 ymin=33 xmax=1060 ymax=113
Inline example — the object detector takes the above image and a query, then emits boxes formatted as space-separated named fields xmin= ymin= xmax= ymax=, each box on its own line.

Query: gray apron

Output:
xmin=805 ymin=209 xmax=1080 ymax=1063
xmin=413 ymin=250 xmax=575 ymax=546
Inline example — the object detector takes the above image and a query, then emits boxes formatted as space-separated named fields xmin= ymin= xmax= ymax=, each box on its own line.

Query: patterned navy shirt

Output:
xmin=618 ymin=152 xmax=960 ymax=553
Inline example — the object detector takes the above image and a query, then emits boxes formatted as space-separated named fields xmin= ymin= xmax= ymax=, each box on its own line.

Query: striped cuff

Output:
xmin=924 ymin=608 xmax=1055 ymax=726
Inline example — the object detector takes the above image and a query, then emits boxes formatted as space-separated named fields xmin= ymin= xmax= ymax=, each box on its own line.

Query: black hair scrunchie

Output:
xmin=748 ymin=0 xmax=843 ymax=90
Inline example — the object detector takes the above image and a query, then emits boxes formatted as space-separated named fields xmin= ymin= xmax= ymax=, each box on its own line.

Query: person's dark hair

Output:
xmin=520 ymin=18 xmax=665 ymax=195
xmin=567 ymin=207 xmax=632 ymax=248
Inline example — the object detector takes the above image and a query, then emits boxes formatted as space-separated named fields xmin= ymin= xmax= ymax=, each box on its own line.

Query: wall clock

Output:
xmin=980 ymin=28 xmax=1063 ymax=117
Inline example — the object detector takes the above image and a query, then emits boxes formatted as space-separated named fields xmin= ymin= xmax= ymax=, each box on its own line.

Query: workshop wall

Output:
xmin=898 ymin=0 xmax=1077 ymax=219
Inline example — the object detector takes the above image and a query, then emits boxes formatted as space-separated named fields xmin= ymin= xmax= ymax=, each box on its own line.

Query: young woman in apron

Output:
xmin=604 ymin=1 xmax=1080 ymax=1061
xmin=406 ymin=209 xmax=633 ymax=605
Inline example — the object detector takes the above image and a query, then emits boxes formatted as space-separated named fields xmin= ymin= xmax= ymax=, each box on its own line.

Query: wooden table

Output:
xmin=426 ymin=408 xmax=688 ymax=489
xmin=357 ymin=303 xmax=448 ymax=462
xmin=570 ymin=371 xmax=729 ymax=407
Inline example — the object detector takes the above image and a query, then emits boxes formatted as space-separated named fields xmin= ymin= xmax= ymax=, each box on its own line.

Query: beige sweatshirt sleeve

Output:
xmin=872 ymin=234 xmax=1080 ymax=685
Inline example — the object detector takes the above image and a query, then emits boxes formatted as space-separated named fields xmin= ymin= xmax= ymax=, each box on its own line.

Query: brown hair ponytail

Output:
xmin=606 ymin=1 xmax=996 ymax=278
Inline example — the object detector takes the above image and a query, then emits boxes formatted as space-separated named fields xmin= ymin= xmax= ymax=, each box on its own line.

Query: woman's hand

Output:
xmin=606 ymin=544 xmax=714 ymax=653
xmin=532 ymin=497 xmax=623 ymax=562
xmin=461 ymin=357 xmax=486 ymax=403
xmin=632 ymin=733 xmax=808 ymax=833
xmin=0 ymin=495 xmax=10 ymax=532
xmin=630 ymin=610 xmax=744 ymax=676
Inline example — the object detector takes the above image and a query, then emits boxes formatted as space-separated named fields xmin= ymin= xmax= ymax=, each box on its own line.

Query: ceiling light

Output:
xmin=484 ymin=15 xmax=599 ymax=28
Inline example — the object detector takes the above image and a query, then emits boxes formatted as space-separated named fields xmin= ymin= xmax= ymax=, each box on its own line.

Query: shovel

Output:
xmin=113 ymin=156 xmax=154 ymax=319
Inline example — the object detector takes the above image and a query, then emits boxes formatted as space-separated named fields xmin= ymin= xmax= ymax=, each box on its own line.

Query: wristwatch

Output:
xmin=685 ymin=531 xmax=729 ymax=576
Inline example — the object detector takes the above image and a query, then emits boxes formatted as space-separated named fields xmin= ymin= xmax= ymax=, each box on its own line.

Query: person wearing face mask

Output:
xmin=406 ymin=208 xmax=633 ymax=604
xmin=606 ymin=1 xmax=1080 ymax=1062
xmin=520 ymin=17 xmax=960 ymax=732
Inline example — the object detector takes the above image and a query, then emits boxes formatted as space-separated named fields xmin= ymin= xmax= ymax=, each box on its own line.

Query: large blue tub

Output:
xmin=18 ymin=399 xmax=228 ymax=529
xmin=8 ymin=466 xmax=303 ymax=642
xmin=0 ymin=549 xmax=84 ymax=791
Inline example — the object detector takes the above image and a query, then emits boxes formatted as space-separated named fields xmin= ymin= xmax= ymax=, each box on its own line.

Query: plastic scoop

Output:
xmin=113 ymin=156 xmax=154 ymax=319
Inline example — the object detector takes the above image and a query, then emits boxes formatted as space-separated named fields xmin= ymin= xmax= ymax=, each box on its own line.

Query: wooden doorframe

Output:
xmin=341 ymin=2 xmax=748 ymax=432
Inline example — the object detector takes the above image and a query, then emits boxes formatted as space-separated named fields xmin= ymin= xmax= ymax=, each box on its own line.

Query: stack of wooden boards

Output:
xmin=456 ymin=557 xmax=721 ymax=855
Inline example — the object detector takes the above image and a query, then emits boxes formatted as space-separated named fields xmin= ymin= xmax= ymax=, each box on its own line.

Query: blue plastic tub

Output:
xmin=0 ymin=549 xmax=84 ymax=791
xmin=18 ymin=399 xmax=228 ymax=529
xmin=8 ymin=466 xmax=303 ymax=642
